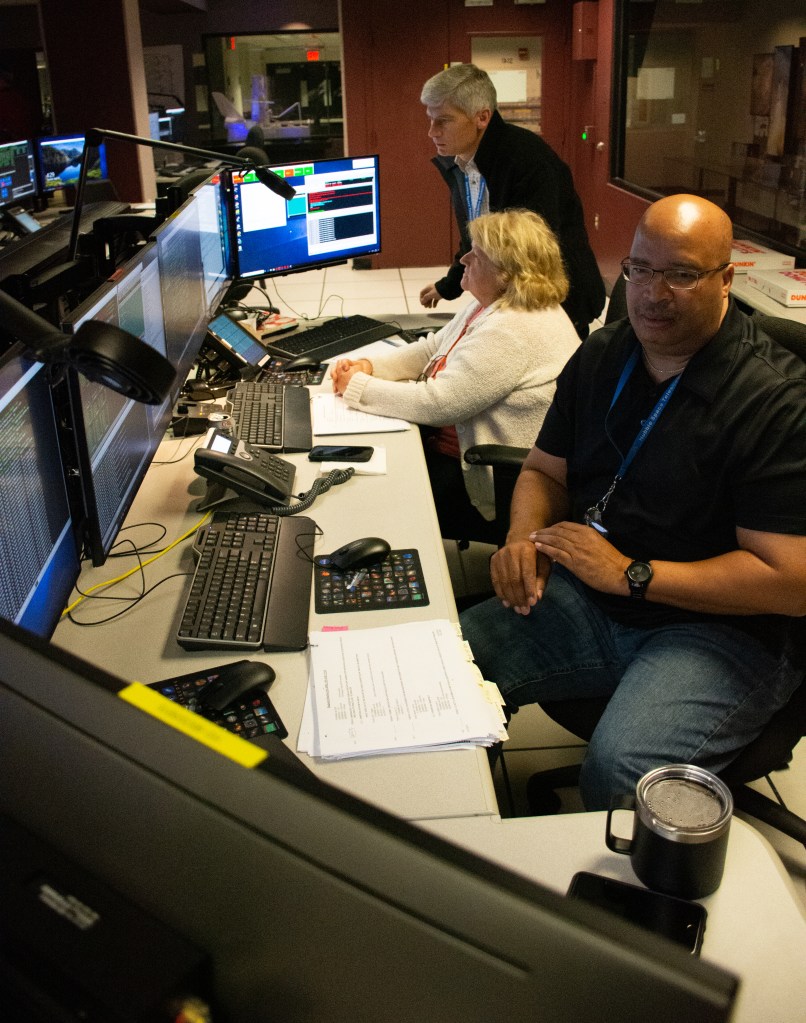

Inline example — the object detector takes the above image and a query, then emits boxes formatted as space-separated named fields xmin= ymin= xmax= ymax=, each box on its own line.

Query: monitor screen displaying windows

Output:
xmin=0 ymin=139 xmax=37 ymax=207
xmin=36 ymin=133 xmax=109 ymax=193
xmin=0 ymin=345 xmax=81 ymax=637
xmin=226 ymin=154 xmax=381 ymax=279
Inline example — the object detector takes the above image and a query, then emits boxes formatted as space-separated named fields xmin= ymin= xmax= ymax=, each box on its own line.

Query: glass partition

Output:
xmin=614 ymin=0 xmax=805 ymax=254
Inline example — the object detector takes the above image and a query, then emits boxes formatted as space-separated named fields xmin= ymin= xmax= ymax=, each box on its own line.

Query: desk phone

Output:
xmin=194 ymin=427 xmax=295 ymax=505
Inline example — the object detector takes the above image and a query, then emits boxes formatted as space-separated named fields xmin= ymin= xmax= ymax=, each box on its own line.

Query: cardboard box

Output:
xmin=730 ymin=240 xmax=796 ymax=273
xmin=746 ymin=267 xmax=806 ymax=307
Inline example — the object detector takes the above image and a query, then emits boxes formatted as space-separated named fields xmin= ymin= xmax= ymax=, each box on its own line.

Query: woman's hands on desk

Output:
xmin=332 ymin=358 xmax=373 ymax=395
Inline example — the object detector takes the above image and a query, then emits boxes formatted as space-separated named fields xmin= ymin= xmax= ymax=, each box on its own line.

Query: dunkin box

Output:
xmin=730 ymin=240 xmax=796 ymax=274
xmin=746 ymin=267 xmax=806 ymax=307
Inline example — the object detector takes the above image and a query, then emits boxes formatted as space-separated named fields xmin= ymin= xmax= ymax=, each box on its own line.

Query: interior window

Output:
xmin=614 ymin=0 xmax=805 ymax=254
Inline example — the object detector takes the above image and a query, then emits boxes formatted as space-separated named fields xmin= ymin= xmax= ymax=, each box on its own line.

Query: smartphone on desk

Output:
xmin=308 ymin=445 xmax=374 ymax=463
xmin=567 ymin=871 xmax=706 ymax=954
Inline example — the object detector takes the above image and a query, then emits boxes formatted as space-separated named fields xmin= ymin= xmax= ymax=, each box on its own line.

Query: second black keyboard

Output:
xmin=228 ymin=379 xmax=313 ymax=451
xmin=262 ymin=314 xmax=400 ymax=362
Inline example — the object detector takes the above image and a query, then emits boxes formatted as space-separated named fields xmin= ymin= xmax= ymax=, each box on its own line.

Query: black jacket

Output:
xmin=432 ymin=110 xmax=605 ymax=334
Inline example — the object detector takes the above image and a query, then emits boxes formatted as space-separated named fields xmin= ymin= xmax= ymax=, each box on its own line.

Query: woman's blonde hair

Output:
xmin=469 ymin=209 xmax=569 ymax=311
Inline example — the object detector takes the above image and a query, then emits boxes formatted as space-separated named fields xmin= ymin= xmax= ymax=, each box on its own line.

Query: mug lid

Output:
xmin=636 ymin=764 xmax=733 ymax=842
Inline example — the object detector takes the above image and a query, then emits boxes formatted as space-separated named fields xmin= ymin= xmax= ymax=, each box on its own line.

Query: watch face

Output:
xmin=627 ymin=562 xmax=652 ymax=584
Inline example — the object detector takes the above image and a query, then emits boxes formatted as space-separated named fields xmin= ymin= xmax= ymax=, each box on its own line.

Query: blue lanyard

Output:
xmin=586 ymin=346 xmax=682 ymax=534
xmin=463 ymin=172 xmax=486 ymax=221
xmin=609 ymin=346 xmax=682 ymax=479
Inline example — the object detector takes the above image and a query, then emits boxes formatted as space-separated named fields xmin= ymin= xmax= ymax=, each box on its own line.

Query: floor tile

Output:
xmin=399 ymin=266 xmax=450 ymax=281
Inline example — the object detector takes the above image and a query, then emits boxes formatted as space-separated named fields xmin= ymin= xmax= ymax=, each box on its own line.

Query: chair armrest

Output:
xmin=463 ymin=444 xmax=529 ymax=470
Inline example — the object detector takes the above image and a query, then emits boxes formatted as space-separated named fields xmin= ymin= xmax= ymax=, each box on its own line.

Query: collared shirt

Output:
xmin=537 ymin=299 xmax=806 ymax=638
xmin=454 ymin=154 xmax=489 ymax=222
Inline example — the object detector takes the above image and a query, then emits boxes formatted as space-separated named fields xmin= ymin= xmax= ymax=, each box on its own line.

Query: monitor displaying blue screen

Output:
xmin=0 ymin=344 xmax=81 ymax=637
xmin=0 ymin=139 xmax=37 ymax=207
xmin=36 ymin=133 xmax=109 ymax=193
xmin=227 ymin=154 xmax=381 ymax=279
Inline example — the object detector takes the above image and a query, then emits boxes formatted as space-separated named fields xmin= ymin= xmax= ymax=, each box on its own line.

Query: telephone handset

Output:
xmin=194 ymin=428 xmax=296 ymax=506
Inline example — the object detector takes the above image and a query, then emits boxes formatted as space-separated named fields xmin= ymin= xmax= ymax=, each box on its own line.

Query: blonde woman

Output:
xmin=331 ymin=208 xmax=580 ymax=542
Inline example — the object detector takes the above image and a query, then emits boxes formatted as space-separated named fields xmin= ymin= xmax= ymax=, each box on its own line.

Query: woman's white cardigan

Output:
xmin=340 ymin=298 xmax=580 ymax=520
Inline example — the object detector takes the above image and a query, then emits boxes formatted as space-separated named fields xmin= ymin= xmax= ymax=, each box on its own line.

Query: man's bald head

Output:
xmin=636 ymin=194 xmax=733 ymax=267
xmin=626 ymin=194 xmax=735 ymax=358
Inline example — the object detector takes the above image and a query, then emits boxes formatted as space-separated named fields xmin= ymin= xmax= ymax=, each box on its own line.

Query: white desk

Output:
xmin=53 ymin=341 xmax=498 ymax=823
xmin=422 ymin=813 xmax=806 ymax=1023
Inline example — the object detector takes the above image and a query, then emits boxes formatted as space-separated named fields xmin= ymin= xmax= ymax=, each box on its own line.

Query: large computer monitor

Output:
xmin=36 ymin=133 xmax=109 ymax=194
xmin=61 ymin=243 xmax=174 ymax=566
xmin=226 ymin=154 xmax=381 ymax=280
xmin=151 ymin=193 xmax=210 ymax=384
xmin=0 ymin=617 xmax=738 ymax=1022
xmin=0 ymin=139 xmax=37 ymax=207
xmin=0 ymin=345 xmax=81 ymax=638
xmin=189 ymin=170 xmax=232 ymax=312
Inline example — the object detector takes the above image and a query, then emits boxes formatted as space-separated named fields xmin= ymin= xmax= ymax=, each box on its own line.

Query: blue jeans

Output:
xmin=460 ymin=566 xmax=802 ymax=810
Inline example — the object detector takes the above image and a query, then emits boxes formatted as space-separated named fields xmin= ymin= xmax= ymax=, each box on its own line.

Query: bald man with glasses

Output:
xmin=461 ymin=193 xmax=806 ymax=811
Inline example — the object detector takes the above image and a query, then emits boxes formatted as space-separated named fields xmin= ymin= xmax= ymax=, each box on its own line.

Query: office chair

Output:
xmin=464 ymin=311 xmax=806 ymax=845
xmin=460 ymin=276 xmax=631 ymax=549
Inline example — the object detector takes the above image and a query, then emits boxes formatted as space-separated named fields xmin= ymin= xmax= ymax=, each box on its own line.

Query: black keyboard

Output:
xmin=177 ymin=511 xmax=315 ymax=652
xmin=262 ymin=315 xmax=400 ymax=361
xmin=227 ymin=379 xmax=313 ymax=451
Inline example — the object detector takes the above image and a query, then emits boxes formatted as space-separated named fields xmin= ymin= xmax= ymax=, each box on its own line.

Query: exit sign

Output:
xmin=307 ymin=50 xmax=320 ymax=61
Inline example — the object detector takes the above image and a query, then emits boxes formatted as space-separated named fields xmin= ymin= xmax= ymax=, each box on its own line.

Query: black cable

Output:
xmin=265 ymin=466 xmax=355 ymax=516
xmin=67 ymin=572 xmax=193 ymax=626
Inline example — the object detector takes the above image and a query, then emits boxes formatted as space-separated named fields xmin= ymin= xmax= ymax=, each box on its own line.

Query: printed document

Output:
xmin=298 ymin=620 xmax=507 ymax=759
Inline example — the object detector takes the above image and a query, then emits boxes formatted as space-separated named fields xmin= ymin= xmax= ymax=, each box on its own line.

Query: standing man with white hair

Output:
xmin=420 ymin=63 xmax=605 ymax=339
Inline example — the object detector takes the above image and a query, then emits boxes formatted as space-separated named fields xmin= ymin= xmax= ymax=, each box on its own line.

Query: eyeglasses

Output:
xmin=621 ymin=259 xmax=730 ymax=291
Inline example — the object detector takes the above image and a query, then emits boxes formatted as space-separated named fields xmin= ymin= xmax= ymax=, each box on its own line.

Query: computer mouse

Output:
xmin=225 ymin=306 xmax=250 ymax=321
xmin=197 ymin=660 xmax=276 ymax=713
xmin=282 ymin=354 xmax=321 ymax=373
xmin=327 ymin=537 xmax=392 ymax=571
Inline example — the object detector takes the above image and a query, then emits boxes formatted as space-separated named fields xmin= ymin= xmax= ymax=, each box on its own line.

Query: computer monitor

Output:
xmin=36 ymin=133 xmax=109 ymax=194
xmin=0 ymin=139 xmax=37 ymax=207
xmin=0 ymin=346 xmax=81 ymax=638
xmin=187 ymin=171 xmax=232 ymax=311
xmin=0 ymin=618 xmax=738 ymax=1023
xmin=151 ymin=194 xmax=210 ymax=383
xmin=225 ymin=154 xmax=381 ymax=280
xmin=61 ymin=243 xmax=174 ymax=566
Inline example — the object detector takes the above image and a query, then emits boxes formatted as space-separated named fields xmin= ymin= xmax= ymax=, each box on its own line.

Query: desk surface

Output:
xmin=423 ymin=813 xmax=806 ymax=1023
xmin=53 ymin=340 xmax=498 ymax=822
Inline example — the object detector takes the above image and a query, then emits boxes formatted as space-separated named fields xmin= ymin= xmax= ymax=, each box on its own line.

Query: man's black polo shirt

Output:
xmin=536 ymin=299 xmax=806 ymax=643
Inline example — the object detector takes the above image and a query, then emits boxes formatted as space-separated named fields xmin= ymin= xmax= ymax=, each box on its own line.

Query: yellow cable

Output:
xmin=62 ymin=511 xmax=212 ymax=616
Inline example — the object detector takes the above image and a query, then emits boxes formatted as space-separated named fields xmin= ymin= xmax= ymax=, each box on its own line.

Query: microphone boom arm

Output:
xmin=68 ymin=126 xmax=296 ymax=260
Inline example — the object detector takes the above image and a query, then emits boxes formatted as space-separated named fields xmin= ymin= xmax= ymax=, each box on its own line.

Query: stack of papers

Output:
xmin=298 ymin=620 xmax=507 ymax=759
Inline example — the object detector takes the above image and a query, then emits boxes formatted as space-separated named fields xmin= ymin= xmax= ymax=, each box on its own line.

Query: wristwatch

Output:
xmin=625 ymin=560 xmax=653 ymax=599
